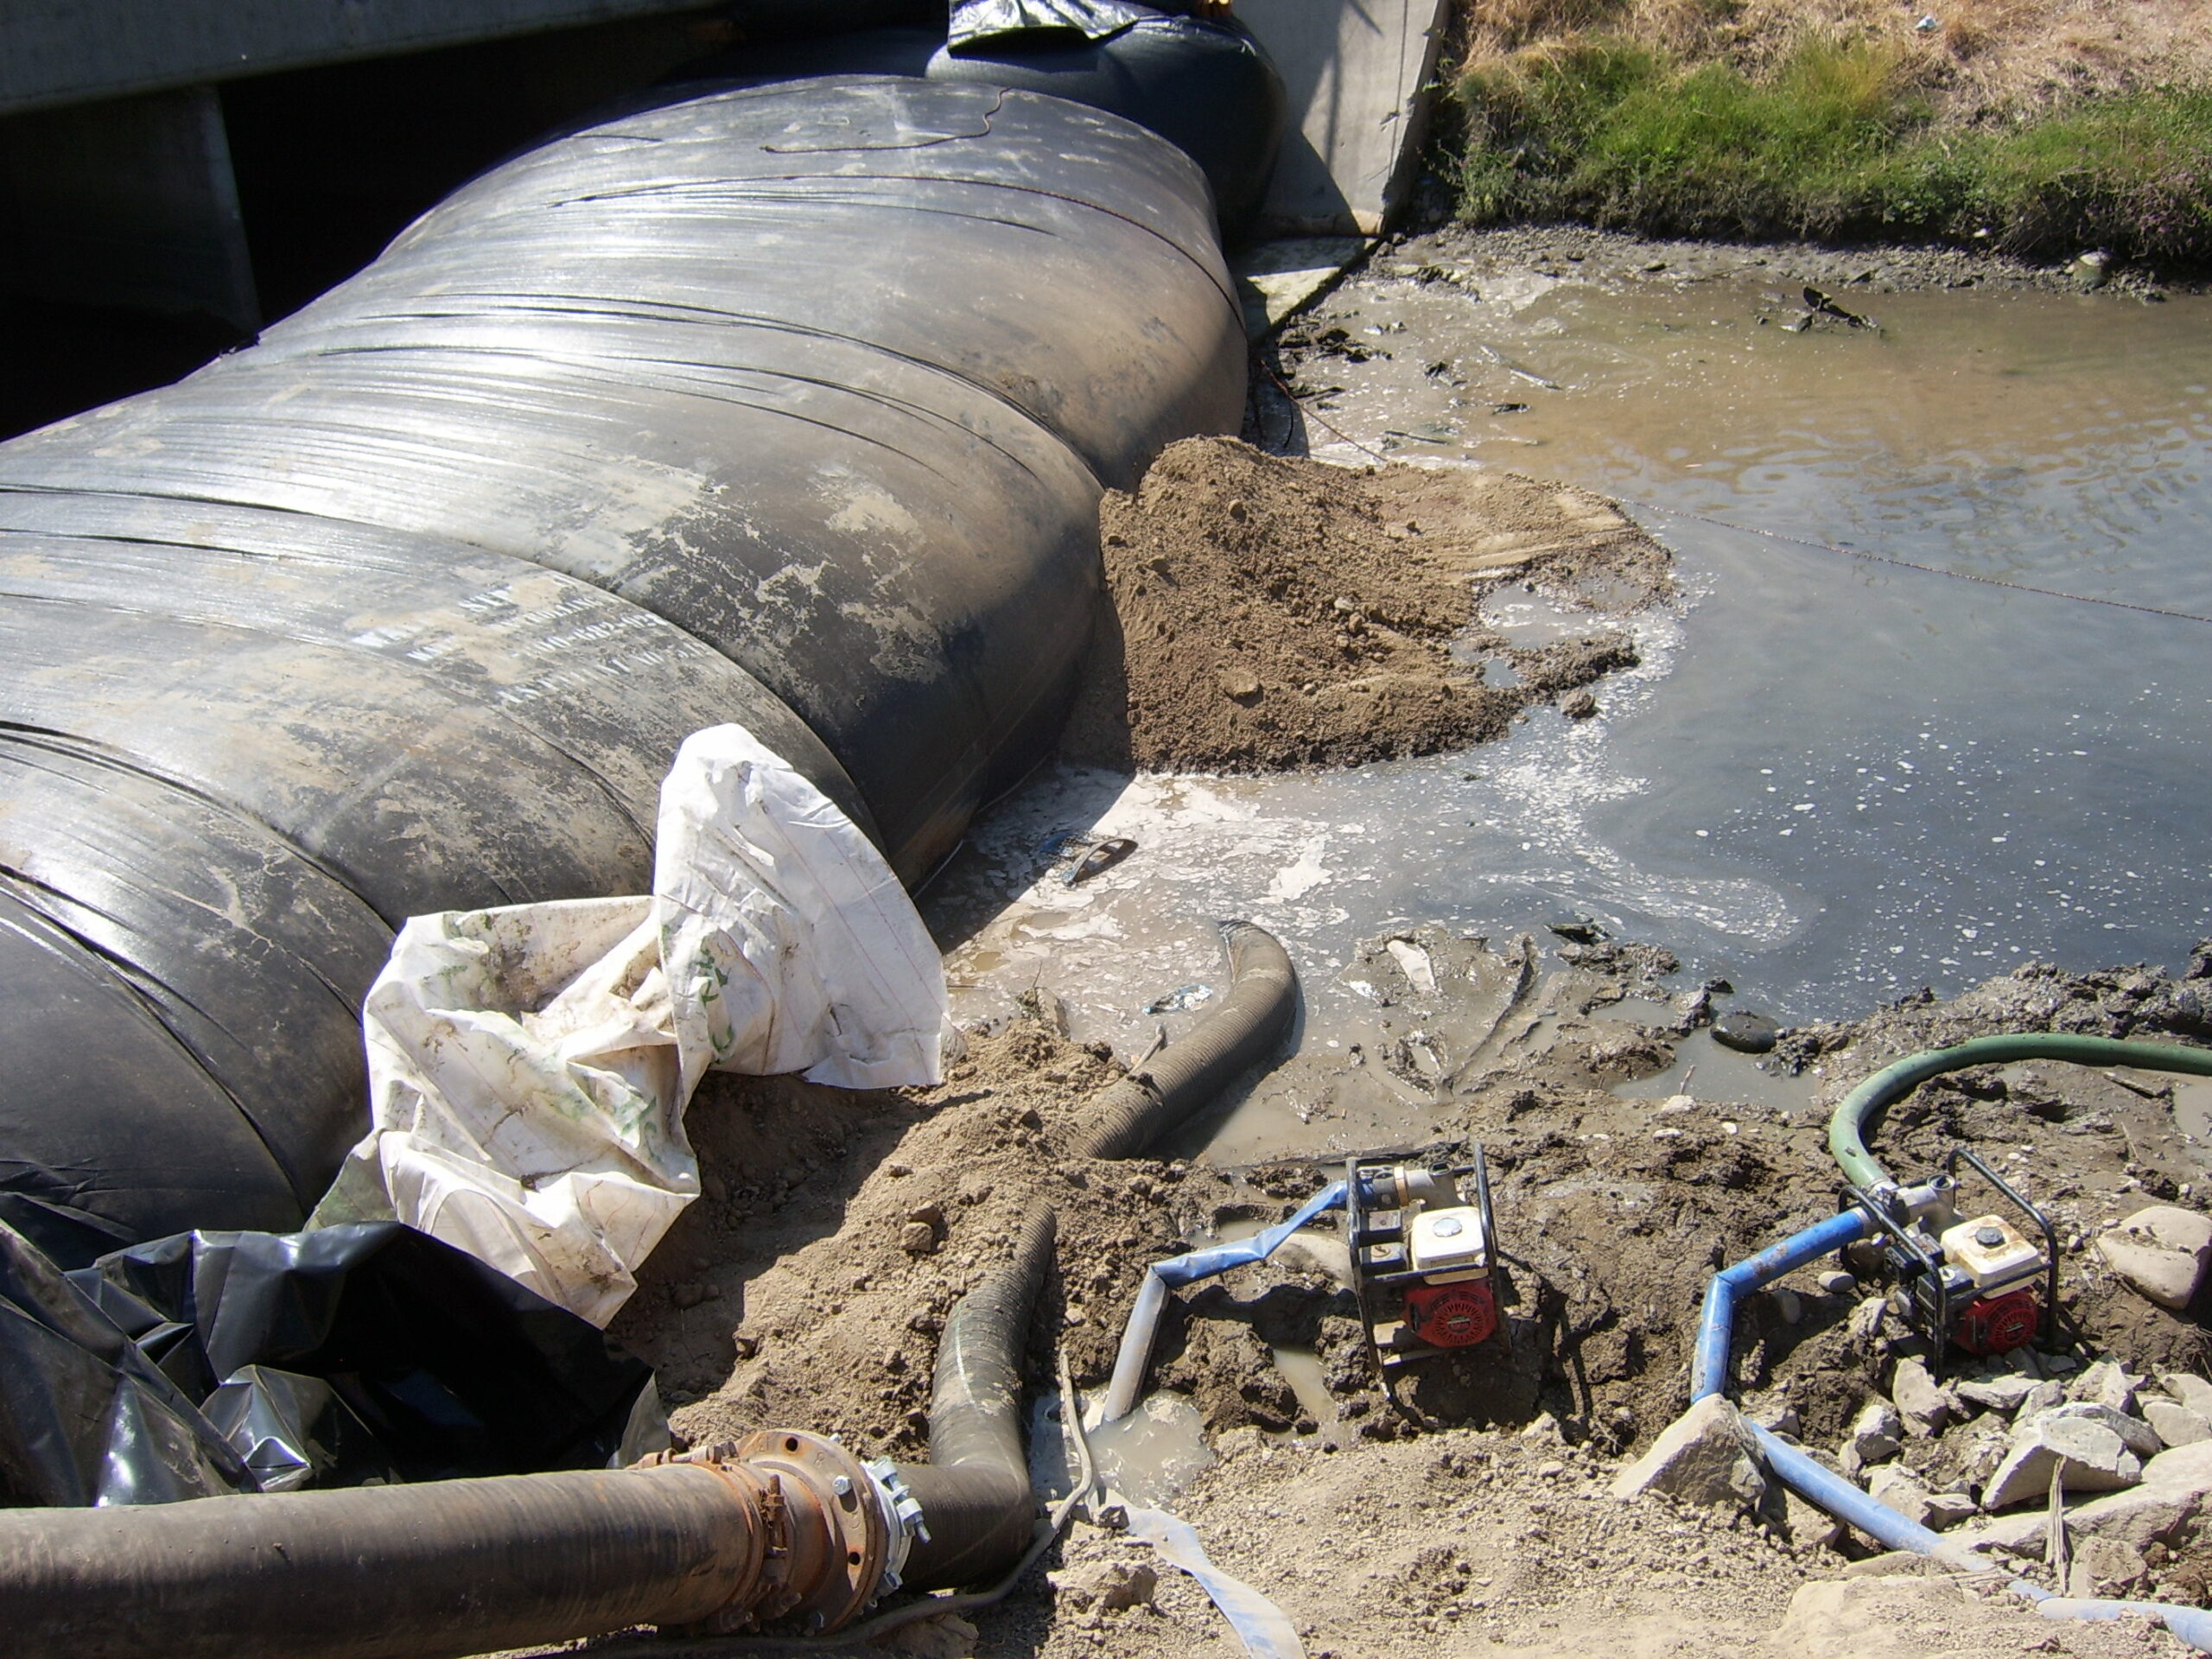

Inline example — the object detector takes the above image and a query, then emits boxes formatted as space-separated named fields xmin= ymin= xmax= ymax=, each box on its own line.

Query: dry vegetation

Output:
xmin=1443 ymin=0 xmax=2212 ymax=263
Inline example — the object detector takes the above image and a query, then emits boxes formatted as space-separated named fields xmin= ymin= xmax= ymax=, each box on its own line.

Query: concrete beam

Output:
xmin=1239 ymin=0 xmax=1452 ymax=237
xmin=0 ymin=0 xmax=710 ymax=117
xmin=0 ymin=86 xmax=259 ymax=331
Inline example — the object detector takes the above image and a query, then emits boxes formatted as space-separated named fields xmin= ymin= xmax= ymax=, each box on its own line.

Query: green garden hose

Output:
xmin=1829 ymin=1033 xmax=2212 ymax=1192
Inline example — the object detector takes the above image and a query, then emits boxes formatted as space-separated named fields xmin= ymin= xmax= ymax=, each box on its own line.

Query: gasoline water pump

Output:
xmin=1845 ymin=1146 xmax=2057 ymax=1378
xmin=1344 ymin=1151 xmax=1506 ymax=1378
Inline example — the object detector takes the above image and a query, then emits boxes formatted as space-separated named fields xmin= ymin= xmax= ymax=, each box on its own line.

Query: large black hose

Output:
xmin=898 ymin=1206 xmax=1058 ymax=1588
xmin=1073 ymin=920 xmax=1299 ymax=1160
xmin=895 ymin=922 xmax=1298 ymax=1586
xmin=0 ymin=1463 xmax=766 ymax=1659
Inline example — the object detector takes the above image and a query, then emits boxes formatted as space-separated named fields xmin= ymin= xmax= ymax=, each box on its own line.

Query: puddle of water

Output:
xmin=1610 ymin=1028 xmax=1825 ymax=1114
xmin=1029 ymin=1387 xmax=1216 ymax=1507
xmin=1270 ymin=1344 xmax=1338 ymax=1428
xmin=2172 ymin=1079 xmax=2212 ymax=1157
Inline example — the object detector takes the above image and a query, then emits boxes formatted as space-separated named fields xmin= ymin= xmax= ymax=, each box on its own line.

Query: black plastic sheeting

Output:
xmin=0 ymin=1218 xmax=661 ymax=1507
xmin=0 ymin=75 xmax=1247 ymax=1256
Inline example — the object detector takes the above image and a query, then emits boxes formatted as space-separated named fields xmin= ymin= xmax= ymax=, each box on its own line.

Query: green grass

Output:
xmin=1447 ymin=36 xmax=2212 ymax=264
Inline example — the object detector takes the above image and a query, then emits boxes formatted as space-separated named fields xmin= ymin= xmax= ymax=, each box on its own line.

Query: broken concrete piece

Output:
xmin=2161 ymin=1372 xmax=2212 ymax=1419
xmin=2096 ymin=1205 xmax=2212 ymax=1311
xmin=2143 ymin=1398 xmax=2212 ymax=1449
xmin=2068 ymin=1357 xmax=2142 ymax=1414
xmin=2040 ymin=1401 xmax=2162 ymax=1460
xmin=1955 ymin=1373 xmax=2039 ymax=1414
xmin=1866 ymin=1466 xmax=1942 ymax=1529
xmin=1925 ymin=1488 xmax=1980 ymax=1529
xmin=1612 ymin=1394 xmax=1766 ymax=1512
xmin=1776 ymin=1485 xmax=1845 ymax=1551
xmin=1890 ymin=1357 xmax=1954 ymax=1436
xmin=1050 ymin=1560 xmax=1158 ymax=1614
xmin=2014 ymin=1380 xmax=2065 ymax=1421
xmin=1981 ymin=1414 xmax=2144 ymax=1510
xmin=1839 ymin=1399 xmax=1902 ymax=1475
xmin=2066 ymin=1535 xmax=2150 ymax=1599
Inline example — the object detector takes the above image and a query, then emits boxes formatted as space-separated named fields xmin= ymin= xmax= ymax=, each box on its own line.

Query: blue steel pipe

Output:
xmin=1689 ymin=1208 xmax=1875 ymax=1402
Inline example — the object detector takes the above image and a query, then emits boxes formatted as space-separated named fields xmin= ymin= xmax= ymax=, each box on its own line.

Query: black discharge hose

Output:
xmin=0 ymin=1464 xmax=774 ymax=1659
xmin=893 ymin=921 xmax=1298 ymax=1587
xmin=897 ymin=1208 xmax=1058 ymax=1588
xmin=1073 ymin=921 xmax=1299 ymax=1160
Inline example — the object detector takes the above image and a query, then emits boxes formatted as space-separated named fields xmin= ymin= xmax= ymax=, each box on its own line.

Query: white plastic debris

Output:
xmin=312 ymin=724 xmax=948 ymax=1325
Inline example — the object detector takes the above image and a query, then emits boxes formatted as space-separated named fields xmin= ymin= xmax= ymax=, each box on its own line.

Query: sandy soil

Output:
xmin=577 ymin=933 xmax=2212 ymax=1659
xmin=1059 ymin=437 xmax=1670 ymax=772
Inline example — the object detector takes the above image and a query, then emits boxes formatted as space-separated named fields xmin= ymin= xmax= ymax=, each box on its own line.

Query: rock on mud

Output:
xmin=2096 ymin=1205 xmax=2212 ymax=1311
xmin=1611 ymin=1395 xmax=1766 ymax=1512
xmin=1981 ymin=1412 xmax=2144 ymax=1510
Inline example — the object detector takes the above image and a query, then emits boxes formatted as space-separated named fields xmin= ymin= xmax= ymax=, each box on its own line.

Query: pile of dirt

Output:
xmin=1058 ymin=436 xmax=1671 ymax=772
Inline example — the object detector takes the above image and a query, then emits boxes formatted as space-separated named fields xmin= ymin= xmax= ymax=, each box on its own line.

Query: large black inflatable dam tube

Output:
xmin=0 ymin=76 xmax=1246 ymax=1255
xmin=671 ymin=15 xmax=1287 ymax=243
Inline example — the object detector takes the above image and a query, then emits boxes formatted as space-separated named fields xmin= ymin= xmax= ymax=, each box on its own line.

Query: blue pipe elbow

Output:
xmin=1691 ymin=1208 xmax=1873 ymax=1401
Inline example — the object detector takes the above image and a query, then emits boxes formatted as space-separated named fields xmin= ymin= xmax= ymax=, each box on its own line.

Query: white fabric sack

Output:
xmin=313 ymin=723 xmax=946 ymax=1325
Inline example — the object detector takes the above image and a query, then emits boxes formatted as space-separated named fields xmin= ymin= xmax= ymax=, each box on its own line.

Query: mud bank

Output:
xmin=581 ymin=940 xmax=2212 ymax=1659
xmin=1371 ymin=222 xmax=2197 ymax=302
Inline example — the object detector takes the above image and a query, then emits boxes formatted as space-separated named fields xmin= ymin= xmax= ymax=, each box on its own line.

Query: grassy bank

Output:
xmin=1446 ymin=35 xmax=2212 ymax=265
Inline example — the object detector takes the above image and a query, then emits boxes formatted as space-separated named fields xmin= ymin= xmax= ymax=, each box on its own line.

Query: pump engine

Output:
xmin=1345 ymin=1151 xmax=1504 ymax=1383
xmin=1847 ymin=1146 xmax=2056 ymax=1378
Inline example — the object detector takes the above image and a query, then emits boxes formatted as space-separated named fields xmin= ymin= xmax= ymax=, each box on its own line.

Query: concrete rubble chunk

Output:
xmin=2096 ymin=1205 xmax=2212 ymax=1311
xmin=2143 ymin=1398 xmax=2212 ymax=1449
xmin=1960 ymin=1434 xmax=2212 ymax=1554
xmin=1862 ymin=1465 xmax=1980 ymax=1533
xmin=2067 ymin=1535 xmax=2150 ymax=1599
xmin=2041 ymin=1400 xmax=2161 ymax=1460
xmin=2068 ymin=1357 xmax=2141 ymax=1414
xmin=1889 ymin=1357 xmax=1954 ymax=1436
xmin=1611 ymin=1394 xmax=1767 ymax=1512
xmin=1839 ymin=1398 xmax=1902 ymax=1476
xmin=2161 ymin=1372 xmax=2212 ymax=1419
xmin=1981 ymin=1414 xmax=2144 ymax=1510
xmin=1049 ymin=1560 xmax=1157 ymax=1614
xmin=1776 ymin=1485 xmax=1844 ymax=1551
xmin=2013 ymin=1380 xmax=2065 ymax=1421
xmin=1955 ymin=1373 xmax=2038 ymax=1414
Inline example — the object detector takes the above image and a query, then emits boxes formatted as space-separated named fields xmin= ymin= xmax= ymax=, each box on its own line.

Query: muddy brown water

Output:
xmin=925 ymin=261 xmax=2212 ymax=1161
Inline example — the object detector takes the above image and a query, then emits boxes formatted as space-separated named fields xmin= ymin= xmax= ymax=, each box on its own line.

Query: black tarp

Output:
xmin=0 ymin=1219 xmax=662 ymax=1507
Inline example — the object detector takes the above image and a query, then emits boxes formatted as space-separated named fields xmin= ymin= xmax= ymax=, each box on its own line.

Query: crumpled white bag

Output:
xmin=310 ymin=724 xmax=947 ymax=1325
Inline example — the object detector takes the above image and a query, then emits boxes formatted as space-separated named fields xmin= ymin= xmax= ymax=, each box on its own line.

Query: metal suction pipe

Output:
xmin=0 ymin=1439 xmax=891 ymax=1659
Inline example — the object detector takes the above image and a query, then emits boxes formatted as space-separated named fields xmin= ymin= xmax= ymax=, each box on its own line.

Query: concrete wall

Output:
xmin=1240 ymin=0 xmax=1452 ymax=236
xmin=0 ymin=1 xmax=709 ymax=117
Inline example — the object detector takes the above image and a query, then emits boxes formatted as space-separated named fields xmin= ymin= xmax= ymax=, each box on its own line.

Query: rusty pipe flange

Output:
xmin=733 ymin=1429 xmax=893 ymax=1635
